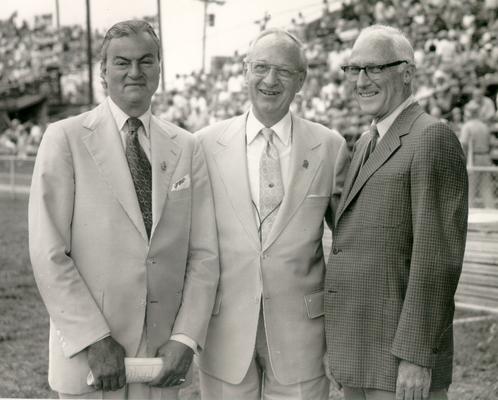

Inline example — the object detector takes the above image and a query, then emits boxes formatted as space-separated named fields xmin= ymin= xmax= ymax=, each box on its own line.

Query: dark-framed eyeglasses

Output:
xmin=246 ymin=61 xmax=302 ymax=80
xmin=341 ymin=60 xmax=409 ymax=81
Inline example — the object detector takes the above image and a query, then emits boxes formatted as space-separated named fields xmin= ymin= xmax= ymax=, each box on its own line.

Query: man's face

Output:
xmin=244 ymin=34 xmax=306 ymax=126
xmin=348 ymin=34 xmax=411 ymax=121
xmin=102 ymin=32 xmax=160 ymax=115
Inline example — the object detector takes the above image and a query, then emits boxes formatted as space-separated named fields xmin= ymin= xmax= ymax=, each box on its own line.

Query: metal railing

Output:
xmin=1 ymin=153 xmax=498 ymax=209
xmin=467 ymin=138 xmax=498 ymax=209
xmin=0 ymin=155 xmax=36 ymax=197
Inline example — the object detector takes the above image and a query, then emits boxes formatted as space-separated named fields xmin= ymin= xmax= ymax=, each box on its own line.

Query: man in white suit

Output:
xmin=28 ymin=20 xmax=219 ymax=399
xmin=197 ymin=28 xmax=350 ymax=400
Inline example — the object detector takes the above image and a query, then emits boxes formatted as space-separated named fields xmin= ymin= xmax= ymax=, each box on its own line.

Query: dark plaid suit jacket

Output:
xmin=324 ymin=103 xmax=468 ymax=392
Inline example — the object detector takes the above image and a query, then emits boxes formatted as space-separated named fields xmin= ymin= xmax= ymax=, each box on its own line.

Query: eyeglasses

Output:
xmin=246 ymin=61 xmax=302 ymax=80
xmin=341 ymin=60 xmax=409 ymax=81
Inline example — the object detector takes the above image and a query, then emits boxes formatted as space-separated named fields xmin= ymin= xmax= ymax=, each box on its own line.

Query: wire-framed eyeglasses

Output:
xmin=246 ymin=61 xmax=302 ymax=80
xmin=341 ymin=60 xmax=409 ymax=81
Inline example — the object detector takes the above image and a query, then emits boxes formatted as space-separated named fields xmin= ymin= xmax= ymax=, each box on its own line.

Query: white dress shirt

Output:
xmin=107 ymin=97 xmax=152 ymax=161
xmin=375 ymin=95 xmax=415 ymax=139
xmin=107 ymin=97 xmax=198 ymax=353
xmin=246 ymin=109 xmax=292 ymax=220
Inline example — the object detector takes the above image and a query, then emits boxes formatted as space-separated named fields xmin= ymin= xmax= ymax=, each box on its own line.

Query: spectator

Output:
xmin=464 ymin=86 xmax=496 ymax=122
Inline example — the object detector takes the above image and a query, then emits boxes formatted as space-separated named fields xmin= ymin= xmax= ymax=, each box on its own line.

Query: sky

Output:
xmin=2 ymin=0 xmax=327 ymax=82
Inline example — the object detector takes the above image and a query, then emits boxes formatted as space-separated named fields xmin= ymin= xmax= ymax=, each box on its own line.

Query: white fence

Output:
xmin=0 ymin=156 xmax=35 ymax=197
xmin=1 ymin=155 xmax=498 ymax=209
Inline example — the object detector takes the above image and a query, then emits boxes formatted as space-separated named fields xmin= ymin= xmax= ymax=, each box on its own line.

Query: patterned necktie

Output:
xmin=361 ymin=124 xmax=379 ymax=167
xmin=259 ymin=128 xmax=284 ymax=244
xmin=125 ymin=117 xmax=152 ymax=238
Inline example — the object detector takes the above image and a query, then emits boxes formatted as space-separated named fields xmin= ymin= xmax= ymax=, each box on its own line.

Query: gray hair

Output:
xmin=100 ymin=20 xmax=161 ymax=71
xmin=245 ymin=28 xmax=308 ymax=71
xmin=356 ymin=24 xmax=415 ymax=65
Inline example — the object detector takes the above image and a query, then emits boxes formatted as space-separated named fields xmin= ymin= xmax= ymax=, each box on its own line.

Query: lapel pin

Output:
xmin=160 ymin=161 xmax=167 ymax=172
xmin=302 ymin=160 xmax=309 ymax=169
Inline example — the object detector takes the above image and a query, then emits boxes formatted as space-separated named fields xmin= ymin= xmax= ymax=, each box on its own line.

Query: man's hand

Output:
xmin=396 ymin=360 xmax=431 ymax=400
xmin=323 ymin=353 xmax=342 ymax=390
xmin=87 ymin=336 xmax=126 ymax=391
xmin=149 ymin=340 xmax=194 ymax=387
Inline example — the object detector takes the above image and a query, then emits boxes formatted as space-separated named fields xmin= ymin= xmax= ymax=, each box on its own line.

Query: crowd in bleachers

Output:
xmin=2 ymin=0 xmax=498 ymax=161
xmin=153 ymin=0 xmax=498 ymax=162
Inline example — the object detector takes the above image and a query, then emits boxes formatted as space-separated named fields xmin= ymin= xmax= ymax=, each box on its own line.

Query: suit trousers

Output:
xmin=343 ymin=386 xmax=448 ymax=400
xmin=59 ymin=327 xmax=180 ymax=400
xmin=199 ymin=306 xmax=329 ymax=400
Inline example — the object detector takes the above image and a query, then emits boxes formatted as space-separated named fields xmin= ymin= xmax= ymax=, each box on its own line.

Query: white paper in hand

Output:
xmin=87 ymin=357 xmax=164 ymax=385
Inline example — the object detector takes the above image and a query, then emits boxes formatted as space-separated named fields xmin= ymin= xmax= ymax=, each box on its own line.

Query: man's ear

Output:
xmin=297 ymin=70 xmax=307 ymax=92
xmin=100 ymin=64 xmax=108 ymax=89
xmin=403 ymin=65 xmax=414 ymax=85
xmin=243 ymin=62 xmax=249 ymax=85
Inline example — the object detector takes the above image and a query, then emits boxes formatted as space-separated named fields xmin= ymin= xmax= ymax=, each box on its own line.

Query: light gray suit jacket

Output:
xmin=29 ymin=100 xmax=219 ymax=394
xmin=197 ymin=112 xmax=350 ymax=385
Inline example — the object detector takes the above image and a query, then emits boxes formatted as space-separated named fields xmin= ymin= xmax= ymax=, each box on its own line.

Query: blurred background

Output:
xmin=0 ymin=0 xmax=497 ymax=399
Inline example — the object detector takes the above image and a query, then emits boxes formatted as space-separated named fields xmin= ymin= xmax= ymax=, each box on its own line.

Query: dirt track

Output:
xmin=1 ymin=195 xmax=497 ymax=399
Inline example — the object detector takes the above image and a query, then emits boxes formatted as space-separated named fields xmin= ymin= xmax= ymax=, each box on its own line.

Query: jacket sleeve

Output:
xmin=391 ymin=122 xmax=468 ymax=367
xmin=171 ymin=137 xmax=220 ymax=349
xmin=28 ymin=124 xmax=110 ymax=358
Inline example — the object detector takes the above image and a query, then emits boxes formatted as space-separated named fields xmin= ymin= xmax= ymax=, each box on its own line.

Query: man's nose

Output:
xmin=128 ymin=61 xmax=142 ymax=78
xmin=356 ymin=69 xmax=370 ymax=87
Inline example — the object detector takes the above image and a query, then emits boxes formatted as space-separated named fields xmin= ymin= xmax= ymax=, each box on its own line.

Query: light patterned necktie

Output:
xmin=259 ymin=128 xmax=284 ymax=244
xmin=125 ymin=117 xmax=152 ymax=238
xmin=361 ymin=124 xmax=379 ymax=167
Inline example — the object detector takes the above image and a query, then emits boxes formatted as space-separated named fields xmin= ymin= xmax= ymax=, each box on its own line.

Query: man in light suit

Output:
xmin=197 ymin=28 xmax=350 ymax=400
xmin=28 ymin=20 xmax=219 ymax=399
xmin=324 ymin=25 xmax=468 ymax=400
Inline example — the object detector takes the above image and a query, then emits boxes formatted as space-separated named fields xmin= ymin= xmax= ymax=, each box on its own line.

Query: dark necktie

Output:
xmin=361 ymin=124 xmax=379 ymax=167
xmin=259 ymin=128 xmax=284 ymax=244
xmin=125 ymin=117 xmax=152 ymax=238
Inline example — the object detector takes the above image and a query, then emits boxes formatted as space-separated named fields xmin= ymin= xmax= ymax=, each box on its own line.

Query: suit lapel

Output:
xmin=150 ymin=116 xmax=181 ymax=238
xmin=337 ymin=103 xmax=424 ymax=221
xmin=335 ymin=134 xmax=369 ymax=222
xmin=263 ymin=115 xmax=322 ymax=251
xmin=213 ymin=113 xmax=261 ymax=250
xmin=82 ymin=101 xmax=148 ymax=241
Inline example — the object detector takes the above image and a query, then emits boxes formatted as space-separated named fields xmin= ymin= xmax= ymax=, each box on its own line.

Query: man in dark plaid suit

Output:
xmin=324 ymin=25 xmax=468 ymax=400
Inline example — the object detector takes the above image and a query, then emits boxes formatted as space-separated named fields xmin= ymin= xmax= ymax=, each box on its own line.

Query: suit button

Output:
xmin=332 ymin=248 xmax=340 ymax=255
xmin=432 ymin=347 xmax=439 ymax=354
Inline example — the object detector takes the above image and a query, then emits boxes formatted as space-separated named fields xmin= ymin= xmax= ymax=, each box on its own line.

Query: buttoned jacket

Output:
xmin=29 ymin=100 xmax=219 ymax=394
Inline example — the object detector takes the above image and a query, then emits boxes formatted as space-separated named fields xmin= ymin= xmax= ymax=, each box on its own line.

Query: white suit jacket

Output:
xmin=28 ymin=100 xmax=219 ymax=394
xmin=196 ymin=112 xmax=349 ymax=385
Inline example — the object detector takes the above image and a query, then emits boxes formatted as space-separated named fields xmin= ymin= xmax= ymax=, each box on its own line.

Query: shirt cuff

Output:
xmin=170 ymin=334 xmax=199 ymax=354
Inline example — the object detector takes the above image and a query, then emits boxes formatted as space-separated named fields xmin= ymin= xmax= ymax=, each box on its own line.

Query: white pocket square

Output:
xmin=171 ymin=174 xmax=191 ymax=191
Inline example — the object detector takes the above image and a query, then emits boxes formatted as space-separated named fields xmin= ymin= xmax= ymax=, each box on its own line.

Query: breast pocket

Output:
xmin=303 ymin=195 xmax=329 ymax=208
xmin=359 ymin=173 xmax=408 ymax=227
xmin=167 ymin=187 xmax=191 ymax=202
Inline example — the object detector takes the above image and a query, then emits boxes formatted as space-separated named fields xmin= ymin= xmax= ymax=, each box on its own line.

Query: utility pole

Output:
xmin=197 ymin=0 xmax=225 ymax=73
xmin=157 ymin=0 xmax=166 ymax=92
xmin=86 ymin=0 xmax=94 ymax=105
xmin=55 ymin=0 xmax=60 ymax=31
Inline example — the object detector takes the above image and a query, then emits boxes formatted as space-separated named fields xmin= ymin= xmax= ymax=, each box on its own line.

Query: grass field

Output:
xmin=1 ymin=195 xmax=497 ymax=399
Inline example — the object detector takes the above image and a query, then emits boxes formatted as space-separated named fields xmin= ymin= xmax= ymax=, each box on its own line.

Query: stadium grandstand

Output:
xmin=1 ymin=0 xmax=498 ymax=207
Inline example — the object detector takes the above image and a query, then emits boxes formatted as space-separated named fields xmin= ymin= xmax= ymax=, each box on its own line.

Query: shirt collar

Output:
xmin=246 ymin=108 xmax=292 ymax=146
xmin=375 ymin=95 xmax=415 ymax=138
xmin=107 ymin=97 xmax=152 ymax=137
